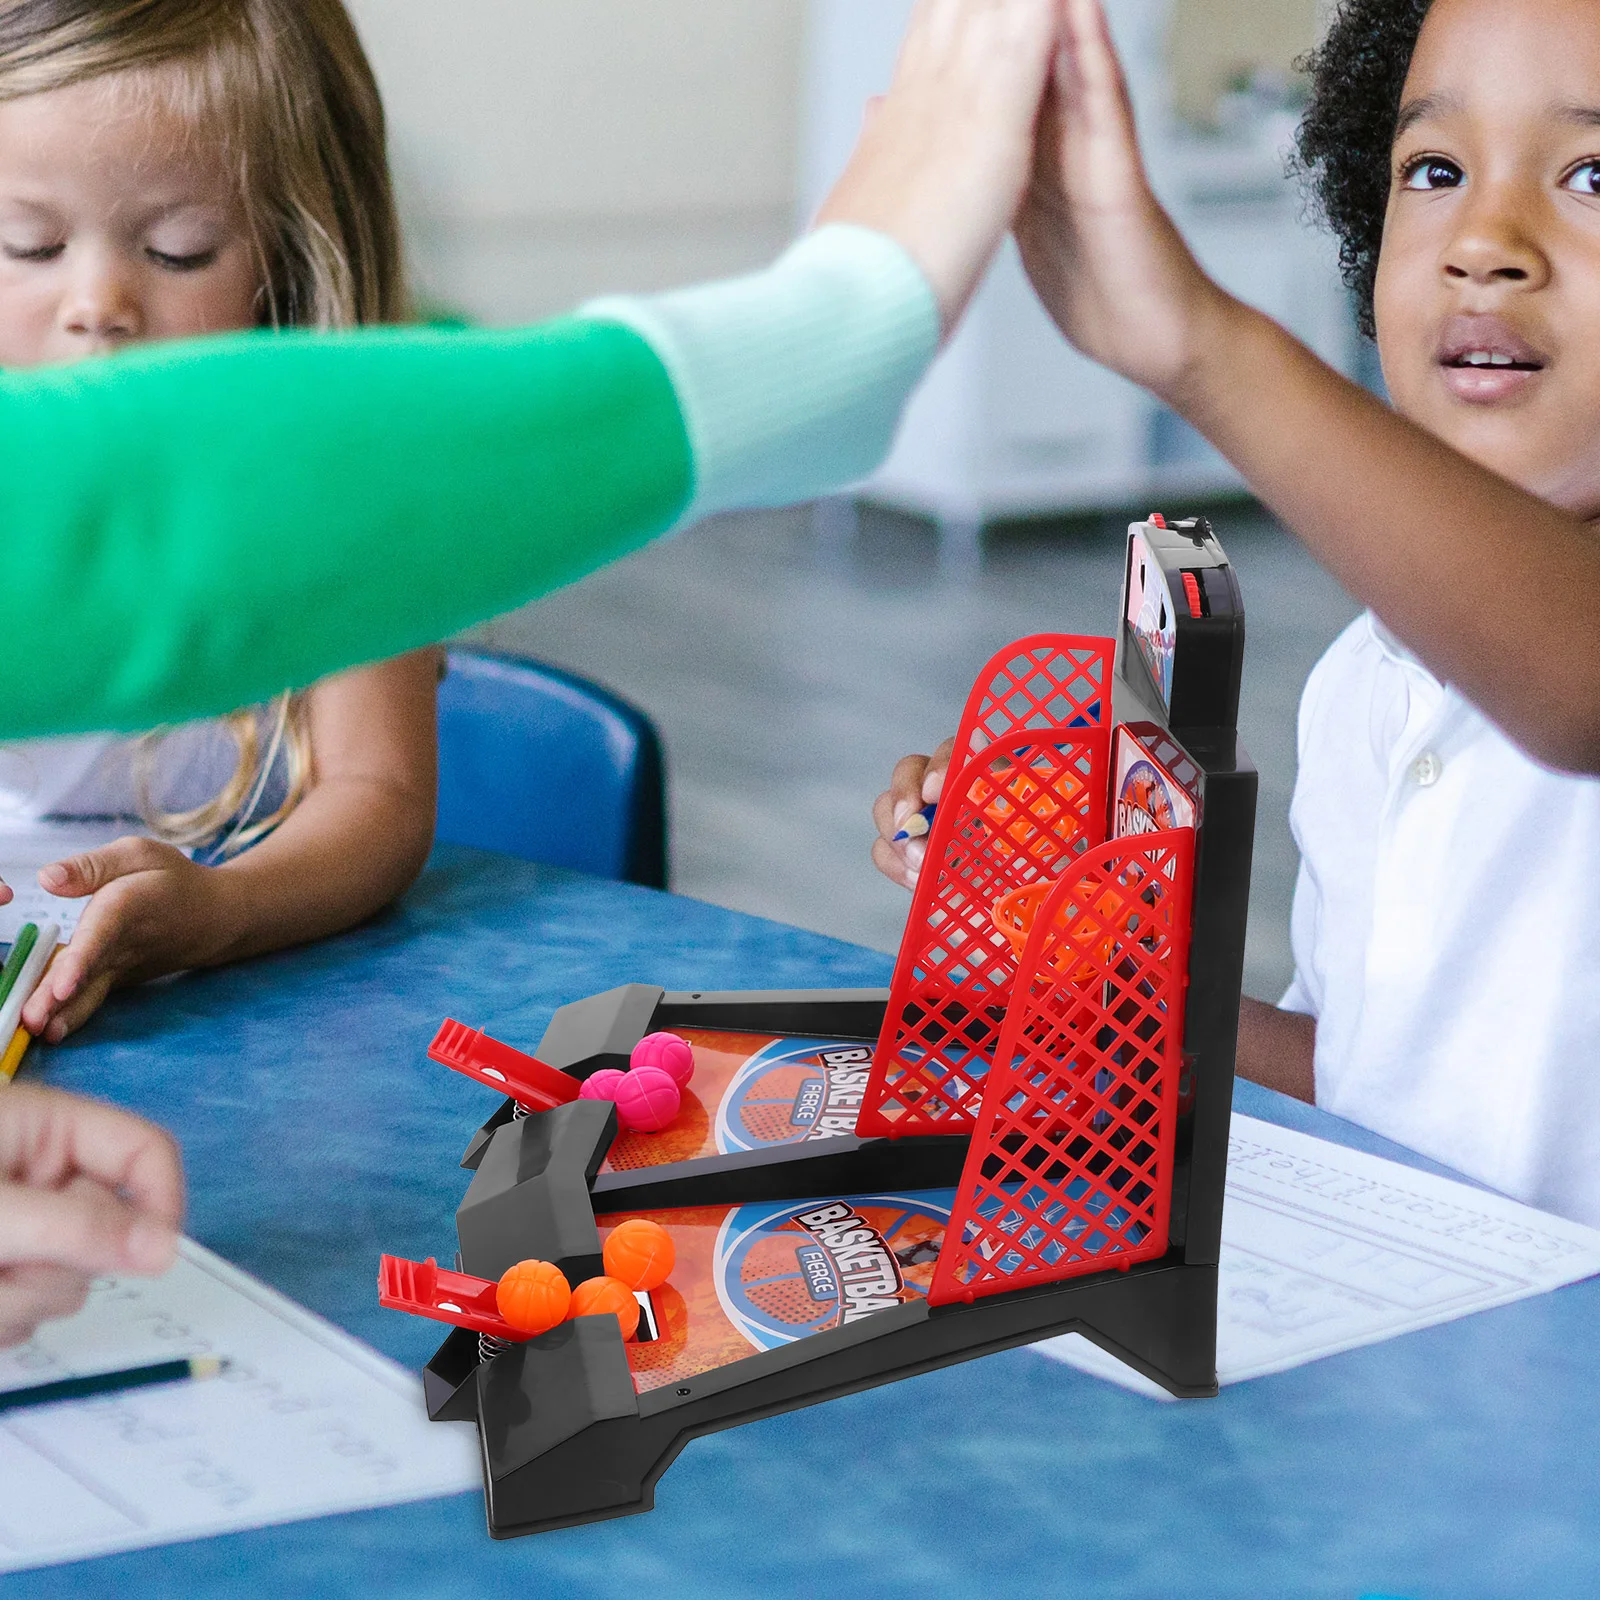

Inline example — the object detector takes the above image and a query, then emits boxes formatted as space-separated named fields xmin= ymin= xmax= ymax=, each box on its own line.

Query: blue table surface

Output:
xmin=5 ymin=847 xmax=1593 ymax=1600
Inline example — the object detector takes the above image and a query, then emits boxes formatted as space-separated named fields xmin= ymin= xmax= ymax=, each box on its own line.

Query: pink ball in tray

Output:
xmin=579 ymin=1069 xmax=627 ymax=1102
xmin=630 ymin=1031 xmax=695 ymax=1087
xmin=612 ymin=1066 xmax=681 ymax=1133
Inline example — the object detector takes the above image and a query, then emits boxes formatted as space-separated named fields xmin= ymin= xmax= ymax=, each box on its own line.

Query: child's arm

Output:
xmin=1235 ymin=998 xmax=1315 ymax=1103
xmin=1018 ymin=0 xmax=1600 ymax=774
xmin=22 ymin=652 xmax=439 ymax=1042
xmin=1 ymin=0 xmax=1061 ymax=747
xmin=0 ymin=1084 xmax=181 ymax=1346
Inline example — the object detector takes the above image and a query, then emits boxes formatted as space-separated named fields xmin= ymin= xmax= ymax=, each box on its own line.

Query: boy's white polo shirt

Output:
xmin=1282 ymin=612 xmax=1600 ymax=1226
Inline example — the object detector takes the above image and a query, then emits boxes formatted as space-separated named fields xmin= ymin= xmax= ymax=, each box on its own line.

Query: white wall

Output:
xmin=343 ymin=0 xmax=1324 ymax=325
xmin=344 ymin=0 xmax=806 ymax=323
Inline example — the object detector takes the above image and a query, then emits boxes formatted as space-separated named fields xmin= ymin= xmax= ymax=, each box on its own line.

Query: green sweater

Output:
xmin=5 ymin=226 xmax=937 ymax=740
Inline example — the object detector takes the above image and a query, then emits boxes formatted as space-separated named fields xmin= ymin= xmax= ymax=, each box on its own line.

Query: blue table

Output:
xmin=7 ymin=849 xmax=1594 ymax=1599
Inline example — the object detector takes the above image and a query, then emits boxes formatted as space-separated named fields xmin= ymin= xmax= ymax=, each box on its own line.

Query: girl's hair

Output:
xmin=1293 ymin=0 xmax=1433 ymax=339
xmin=0 ymin=0 xmax=409 ymax=851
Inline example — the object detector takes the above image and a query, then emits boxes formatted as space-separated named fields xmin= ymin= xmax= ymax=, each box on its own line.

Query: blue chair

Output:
xmin=436 ymin=651 xmax=669 ymax=890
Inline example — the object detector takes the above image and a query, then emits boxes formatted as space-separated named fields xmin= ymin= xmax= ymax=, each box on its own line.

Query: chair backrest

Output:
xmin=436 ymin=651 xmax=668 ymax=890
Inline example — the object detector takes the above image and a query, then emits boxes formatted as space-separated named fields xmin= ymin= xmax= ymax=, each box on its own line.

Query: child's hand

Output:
xmin=0 ymin=1083 xmax=182 ymax=1347
xmin=1016 ymin=0 xmax=1228 ymax=398
xmin=23 ymin=839 xmax=230 ymax=1044
xmin=0 ymin=876 xmax=10 ymax=908
xmin=872 ymin=737 xmax=956 ymax=890
xmin=817 ymin=0 xmax=1063 ymax=330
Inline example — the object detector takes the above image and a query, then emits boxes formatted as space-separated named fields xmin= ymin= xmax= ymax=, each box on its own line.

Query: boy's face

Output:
xmin=0 ymin=71 xmax=262 ymax=368
xmin=1374 ymin=0 xmax=1600 ymax=518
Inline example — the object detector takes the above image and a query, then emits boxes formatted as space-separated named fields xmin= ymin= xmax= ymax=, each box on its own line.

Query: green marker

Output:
xmin=0 ymin=923 xmax=39 ymax=1010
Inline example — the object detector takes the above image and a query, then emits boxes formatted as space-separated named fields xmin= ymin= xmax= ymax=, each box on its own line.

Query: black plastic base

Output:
xmin=430 ymin=987 xmax=1220 ymax=1540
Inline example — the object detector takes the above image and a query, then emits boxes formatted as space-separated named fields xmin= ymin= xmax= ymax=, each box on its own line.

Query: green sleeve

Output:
xmin=3 ymin=317 xmax=691 ymax=740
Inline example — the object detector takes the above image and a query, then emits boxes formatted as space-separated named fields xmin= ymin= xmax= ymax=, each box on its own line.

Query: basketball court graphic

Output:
xmin=601 ymin=1030 xmax=874 ymax=1171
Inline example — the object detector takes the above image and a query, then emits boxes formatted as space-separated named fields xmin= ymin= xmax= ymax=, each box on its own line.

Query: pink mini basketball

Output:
xmin=579 ymin=1069 xmax=627 ymax=1102
xmin=630 ymin=1031 xmax=695 ymax=1087
xmin=612 ymin=1066 xmax=681 ymax=1133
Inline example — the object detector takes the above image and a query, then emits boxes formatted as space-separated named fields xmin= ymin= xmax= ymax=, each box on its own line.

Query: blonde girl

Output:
xmin=0 ymin=0 xmax=438 ymax=1042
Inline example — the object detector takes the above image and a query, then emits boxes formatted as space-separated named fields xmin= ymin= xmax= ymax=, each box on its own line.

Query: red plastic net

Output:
xmin=856 ymin=636 xmax=1113 ymax=1138
xmin=946 ymin=634 xmax=1114 ymax=772
xmin=927 ymin=829 xmax=1195 ymax=1304
xmin=856 ymin=730 xmax=1109 ymax=1135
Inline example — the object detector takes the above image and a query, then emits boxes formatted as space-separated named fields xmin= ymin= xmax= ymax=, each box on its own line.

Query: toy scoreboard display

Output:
xmin=379 ymin=515 xmax=1257 ymax=1540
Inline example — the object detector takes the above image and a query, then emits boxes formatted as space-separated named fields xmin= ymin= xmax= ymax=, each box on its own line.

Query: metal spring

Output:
xmin=511 ymin=1101 xmax=530 ymax=1122
xmin=479 ymin=1332 xmax=511 ymax=1363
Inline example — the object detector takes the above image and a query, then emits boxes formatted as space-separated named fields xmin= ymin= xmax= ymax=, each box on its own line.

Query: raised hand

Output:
xmin=818 ymin=0 xmax=1064 ymax=330
xmin=1016 ymin=0 xmax=1225 ymax=397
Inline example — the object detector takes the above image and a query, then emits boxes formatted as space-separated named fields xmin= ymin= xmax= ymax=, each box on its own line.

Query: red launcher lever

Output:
xmin=428 ymin=1019 xmax=580 ymax=1113
xmin=377 ymin=1254 xmax=529 ymax=1342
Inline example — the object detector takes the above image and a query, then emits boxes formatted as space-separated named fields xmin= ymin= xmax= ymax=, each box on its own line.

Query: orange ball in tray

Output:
xmin=496 ymin=1259 xmax=571 ymax=1336
xmin=603 ymin=1218 xmax=676 ymax=1292
xmin=567 ymin=1275 xmax=642 ymax=1340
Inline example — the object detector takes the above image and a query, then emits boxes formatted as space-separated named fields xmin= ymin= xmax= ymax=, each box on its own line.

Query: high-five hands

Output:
xmin=1017 ymin=0 xmax=1226 ymax=398
xmin=817 ymin=0 xmax=1063 ymax=331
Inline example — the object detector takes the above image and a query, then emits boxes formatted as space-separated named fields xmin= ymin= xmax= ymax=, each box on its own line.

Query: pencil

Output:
xmin=0 ymin=923 xmax=38 ymax=1009
xmin=0 ymin=1355 xmax=225 ymax=1415
xmin=892 ymin=803 xmax=938 ymax=844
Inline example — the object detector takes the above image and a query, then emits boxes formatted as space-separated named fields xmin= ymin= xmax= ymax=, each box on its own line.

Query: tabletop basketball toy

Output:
xmin=379 ymin=515 xmax=1256 ymax=1539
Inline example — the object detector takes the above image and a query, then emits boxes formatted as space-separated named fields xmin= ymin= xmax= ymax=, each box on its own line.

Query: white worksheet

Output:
xmin=1039 ymin=1114 xmax=1600 ymax=1399
xmin=0 ymin=1240 xmax=478 ymax=1572
xmin=0 ymin=821 xmax=135 ymax=941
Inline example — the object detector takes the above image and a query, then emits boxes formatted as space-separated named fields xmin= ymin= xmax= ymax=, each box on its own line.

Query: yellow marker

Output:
xmin=0 ymin=944 xmax=59 ymax=1082
xmin=0 ymin=1026 xmax=28 ymax=1081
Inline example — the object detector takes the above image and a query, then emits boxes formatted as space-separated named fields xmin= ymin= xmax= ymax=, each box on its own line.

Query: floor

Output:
xmin=467 ymin=498 xmax=1362 ymax=1003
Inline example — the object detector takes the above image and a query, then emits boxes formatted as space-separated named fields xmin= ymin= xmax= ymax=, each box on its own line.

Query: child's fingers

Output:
xmin=0 ymin=1084 xmax=184 ymax=1237
xmin=921 ymin=737 xmax=956 ymax=804
xmin=37 ymin=836 xmax=161 ymax=899
xmin=18 ymin=960 xmax=66 ymax=1036
xmin=0 ymin=1262 xmax=94 ymax=1346
xmin=39 ymin=973 xmax=114 ymax=1044
xmin=0 ymin=877 xmax=11 ymax=908
xmin=1056 ymin=0 xmax=1146 ymax=196
xmin=0 ymin=1176 xmax=174 ymax=1281
xmin=871 ymin=835 xmax=921 ymax=892
xmin=881 ymin=754 xmax=935 ymax=835
xmin=27 ymin=933 xmax=98 ymax=1020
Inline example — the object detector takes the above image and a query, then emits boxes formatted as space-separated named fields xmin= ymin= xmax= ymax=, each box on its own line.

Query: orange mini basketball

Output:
xmin=567 ymin=1275 xmax=641 ymax=1340
xmin=603 ymin=1218 xmax=676 ymax=1291
xmin=496 ymin=1259 xmax=571 ymax=1336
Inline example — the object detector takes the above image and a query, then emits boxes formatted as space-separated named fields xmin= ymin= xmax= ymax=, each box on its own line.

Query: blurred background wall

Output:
xmin=343 ymin=0 xmax=806 ymax=322
xmin=344 ymin=0 xmax=1325 ymax=324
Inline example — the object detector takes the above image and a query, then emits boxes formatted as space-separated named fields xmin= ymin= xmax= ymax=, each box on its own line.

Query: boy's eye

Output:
xmin=1563 ymin=160 xmax=1600 ymax=196
xmin=1402 ymin=156 xmax=1464 ymax=191
xmin=146 ymin=247 xmax=219 ymax=272
xmin=0 ymin=241 xmax=64 ymax=263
